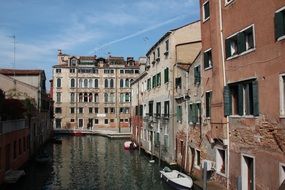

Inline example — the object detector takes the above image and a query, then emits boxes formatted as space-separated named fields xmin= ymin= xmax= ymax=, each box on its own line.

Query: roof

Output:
xmin=0 ymin=69 xmax=45 ymax=76
xmin=177 ymin=63 xmax=191 ymax=71
xmin=146 ymin=20 xmax=200 ymax=56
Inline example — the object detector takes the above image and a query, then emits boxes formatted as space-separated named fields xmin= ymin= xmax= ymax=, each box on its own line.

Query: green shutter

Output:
xmin=197 ymin=66 xmax=201 ymax=83
xmin=237 ymin=32 xmax=246 ymax=54
xmin=224 ymin=85 xmax=232 ymax=116
xmin=164 ymin=68 xmax=169 ymax=83
xmin=225 ymin=38 xmax=231 ymax=58
xmin=187 ymin=105 xmax=190 ymax=123
xmin=157 ymin=73 xmax=161 ymax=86
xmin=237 ymin=84 xmax=244 ymax=116
xmin=252 ymin=80 xmax=259 ymax=116
xmin=275 ymin=11 xmax=285 ymax=40
xmin=192 ymin=104 xmax=198 ymax=124
xmin=203 ymin=52 xmax=209 ymax=69
xmin=164 ymin=134 xmax=169 ymax=147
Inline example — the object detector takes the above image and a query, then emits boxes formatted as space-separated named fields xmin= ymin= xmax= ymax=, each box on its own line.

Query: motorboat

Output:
xmin=35 ymin=152 xmax=51 ymax=163
xmin=124 ymin=141 xmax=137 ymax=150
xmin=160 ymin=167 xmax=193 ymax=190
xmin=51 ymin=137 xmax=62 ymax=144
xmin=4 ymin=170 xmax=25 ymax=183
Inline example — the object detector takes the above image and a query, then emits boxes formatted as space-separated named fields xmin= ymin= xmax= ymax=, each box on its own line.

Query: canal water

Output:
xmin=5 ymin=136 xmax=172 ymax=190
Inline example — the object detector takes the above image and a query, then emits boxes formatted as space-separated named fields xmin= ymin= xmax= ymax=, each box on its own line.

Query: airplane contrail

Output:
xmin=89 ymin=14 xmax=187 ymax=54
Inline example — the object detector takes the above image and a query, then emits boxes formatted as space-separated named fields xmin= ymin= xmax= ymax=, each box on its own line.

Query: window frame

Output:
xmin=280 ymin=74 xmax=285 ymax=117
xmin=202 ymin=0 xmax=210 ymax=22
xmin=203 ymin=48 xmax=212 ymax=70
xmin=275 ymin=6 xmax=285 ymax=41
xmin=216 ymin=147 xmax=227 ymax=177
xmin=194 ymin=149 xmax=201 ymax=169
xmin=225 ymin=0 xmax=234 ymax=6
xmin=205 ymin=91 xmax=212 ymax=118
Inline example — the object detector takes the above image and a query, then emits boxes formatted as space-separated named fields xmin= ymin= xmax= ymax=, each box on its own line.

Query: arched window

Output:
xmin=125 ymin=79 xmax=129 ymax=87
xmin=110 ymin=79 xmax=114 ymax=88
xmin=71 ymin=78 xmax=75 ymax=88
xmin=84 ymin=79 xmax=88 ymax=88
xmin=84 ymin=93 xmax=88 ymax=102
xmin=105 ymin=79 xmax=109 ymax=88
xmin=79 ymin=79 xmax=83 ymax=88
xmin=79 ymin=93 xmax=83 ymax=102
xmin=130 ymin=79 xmax=134 ymax=84
xmin=94 ymin=79 xmax=98 ymax=88
xmin=89 ymin=79 xmax=93 ymax=88
xmin=57 ymin=78 xmax=61 ymax=88
xmin=110 ymin=93 xmax=114 ymax=103
xmin=120 ymin=79 xmax=124 ymax=88
xmin=95 ymin=93 xmax=99 ymax=102
xmin=89 ymin=93 xmax=93 ymax=102
xmin=104 ymin=93 xmax=108 ymax=102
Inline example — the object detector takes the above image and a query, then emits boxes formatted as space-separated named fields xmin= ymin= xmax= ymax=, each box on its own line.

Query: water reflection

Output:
xmin=6 ymin=136 xmax=171 ymax=190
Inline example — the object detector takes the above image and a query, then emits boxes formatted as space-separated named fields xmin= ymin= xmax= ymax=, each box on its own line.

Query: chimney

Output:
xmin=58 ymin=49 xmax=62 ymax=55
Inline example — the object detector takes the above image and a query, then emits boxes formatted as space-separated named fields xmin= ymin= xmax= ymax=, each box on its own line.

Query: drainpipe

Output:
xmin=218 ymin=0 xmax=230 ymax=189
xmin=172 ymin=62 xmax=177 ymax=163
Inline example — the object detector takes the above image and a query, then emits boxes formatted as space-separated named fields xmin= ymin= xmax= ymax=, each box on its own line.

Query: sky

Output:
xmin=0 ymin=0 xmax=200 ymax=89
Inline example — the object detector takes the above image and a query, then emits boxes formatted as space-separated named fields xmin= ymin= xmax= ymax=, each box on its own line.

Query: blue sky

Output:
xmin=0 ymin=0 xmax=200 ymax=89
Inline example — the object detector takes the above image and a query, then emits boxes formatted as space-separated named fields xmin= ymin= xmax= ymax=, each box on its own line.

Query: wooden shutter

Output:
xmin=237 ymin=32 xmax=246 ymax=54
xmin=237 ymin=84 xmax=244 ymax=116
xmin=192 ymin=104 xmax=198 ymax=124
xmin=225 ymin=38 xmax=231 ymax=58
xmin=275 ymin=11 xmax=285 ymax=40
xmin=197 ymin=66 xmax=201 ymax=83
xmin=224 ymin=85 xmax=232 ymax=116
xmin=252 ymin=80 xmax=259 ymax=116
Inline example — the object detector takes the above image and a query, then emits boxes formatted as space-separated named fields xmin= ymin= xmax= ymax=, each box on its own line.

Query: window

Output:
xmin=89 ymin=93 xmax=93 ymax=102
xmin=165 ymin=40 xmax=169 ymax=55
xmin=216 ymin=148 xmax=226 ymax=175
xmin=70 ymin=78 xmax=75 ymax=88
xmin=175 ymin=77 xmax=181 ymax=89
xmin=105 ymin=107 xmax=108 ymax=113
xmin=224 ymin=80 xmax=259 ymax=116
xmin=55 ymin=118 xmax=61 ymax=128
xmin=156 ymin=102 xmax=161 ymax=117
xmin=104 ymin=93 xmax=109 ymax=103
xmin=110 ymin=79 xmax=114 ymax=88
xmin=275 ymin=7 xmax=285 ymax=41
xmin=194 ymin=66 xmax=201 ymax=85
xmin=56 ymin=92 xmax=61 ymax=103
xmin=176 ymin=105 xmax=182 ymax=122
xmin=110 ymin=107 xmax=115 ymax=113
xmin=79 ymin=93 xmax=83 ymax=102
xmin=105 ymin=119 xmax=108 ymax=124
xmin=194 ymin=149 xmax=201 ymax=168
xmin=203 ymin=0 xmax=210 ymax=21
xmin=57 ymin=78 xmax=61 ymax=88
xmin=156 ymin=48 xmax=160 ymax=61
xmin=120 ymin=79 xmax=124 ymax=88
xmin=79 ymin=79 xmax=83 ymax=88
xmin=79 ymin=107 xmax=83 ymax=114
xmin=152 ymin=75 xmax=157 ymax=88
xmin=147 ymin=78 xmax=151 ymax=90
xmin=164 ymin=101 xmax=169 ymax=117
xmin=120 ymin=69 xmax=124 ymax=74
xmin=203 ymin=49 xmax=212 ymax=69
xmin=149 ymin=101 xmax=153 ymax=116
xmin=225 ymin=25 xmax=255 ymax=58
xmin=94 ymin=93 xmax=99 ymax=103
xmin=89 ymin=107 xmax=93 ymax=113
xmin=125 ymin=79 xmax=129 ymax=87
xmin=89 ymin=79 xmax=93 ymax=88
xmin=88 ymin=118 xmax=93 ymax=129
xmin=125 ymin=93 xmax=130 ymax=102
xmin=84 ymin=93 xmax=88 ymax=102
xmin=164 ymin=134 xmax=169 ymax=147
xmin=157 ymin=73 xmax=161 ymax=86
xmin=95 ymin=107 xmax=99 ymax=113
xmin=188 ymin=103 xmax=201 ymax=124
xmin=205 ymin=91 xmax=212 ymax=117
xmin=84 ymin=79 xmax=88 ymax=88
xmin=280 ymin=75 xmax=285 ymax=116
xmin=105 ymin=79 xmax=109 ymax=88
xmin=225 ymin=0 xmax=234 ymax=5
xmin=70 ymin=107 xmax=75 ymax=114
xmin=56 ymin=69 xmax=61 ymax=73
xmin=94 ymin=79 xmax=98 ymax=88
xmin=152 ymin=51 xmax=156 ymax=63
xmin=55 ymin=107 xmax=62 ymax=113
xmin=70 ymin=68 xmax=75 ymax=73
xmin=164 ymin=68 xmax=169 ymax=83
xmin=95 ymin=119 xmax=99 ymax=124
xmin=71 ymin=59 xmax=77 ymax=66
xmin=70 ymin=119 xmax=75 ymax=122
xmin=78 ymin=119 xmax=83 ymax=128
xmin=70 ymin=92 xmax=75 ymax=103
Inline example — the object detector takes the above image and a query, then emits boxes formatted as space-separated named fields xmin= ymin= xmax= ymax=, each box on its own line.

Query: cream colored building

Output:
xmin=132 ymin=21 xmax=201 ymax=163
xmin=52 ymin=51 xmax=141 ymax=130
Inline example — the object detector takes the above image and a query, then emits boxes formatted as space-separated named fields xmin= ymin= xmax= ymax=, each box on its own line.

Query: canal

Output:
xmin=4 ymin=136 xmax=173 ymax=190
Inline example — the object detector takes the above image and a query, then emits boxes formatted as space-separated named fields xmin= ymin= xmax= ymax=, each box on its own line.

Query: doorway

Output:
xmin=242 ymin=155 xmax=255 ymax=190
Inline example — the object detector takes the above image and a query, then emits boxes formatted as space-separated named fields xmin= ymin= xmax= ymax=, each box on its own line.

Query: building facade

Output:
xmin=52 ymin=51 xmax=141 ymax=130
xmin=200 ymin=0 xmax=285 ymax=189
xmin=131 ymin=21 xmax=201 ymax=164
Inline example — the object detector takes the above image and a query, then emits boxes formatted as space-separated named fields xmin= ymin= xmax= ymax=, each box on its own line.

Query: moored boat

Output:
xmin=35 ymin=152 xmax=52 ymax=163
xmin=160 ymin=167 xmax=193 ymax=190
xmin=124 ymin=141 xmax=137 ymax=150
xmin=4 ymin=170 xmax=25 ymax=184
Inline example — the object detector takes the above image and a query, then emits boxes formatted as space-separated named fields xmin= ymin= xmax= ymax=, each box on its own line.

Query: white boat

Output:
xmin=160 ymin=167 xmax=193 ymax=190
xmin=124 ymin=141 xmax=137 ymax=150
xmin=35 ymin=152 xmax=51 ymax=163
